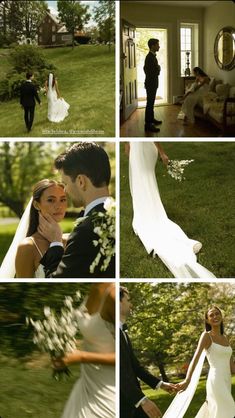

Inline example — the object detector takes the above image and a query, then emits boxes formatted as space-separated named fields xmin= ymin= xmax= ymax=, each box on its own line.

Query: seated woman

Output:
xmin=179 ymin=67 xmax=210 ymax=124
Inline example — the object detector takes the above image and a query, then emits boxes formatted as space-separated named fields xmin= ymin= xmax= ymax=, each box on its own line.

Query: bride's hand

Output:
xmin=160 ymin=152 xmax=169 ymax=166
xmin=52 ymin=356 xmax=66 ymax=370
xmin=175 ymin=379 xmax=190 ymax=392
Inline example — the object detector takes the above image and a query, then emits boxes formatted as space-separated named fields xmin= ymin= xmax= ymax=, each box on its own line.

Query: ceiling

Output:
xmin=126 ymin=1 xmax=218 ymax=7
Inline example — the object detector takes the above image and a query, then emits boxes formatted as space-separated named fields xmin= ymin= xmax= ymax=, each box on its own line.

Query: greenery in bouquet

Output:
xmin=26 ymin=291 xmax=81 ymax=380
xmin=167 ymin=159 xmax=194 ymax=182
xmin=90 ymin=197 xmax=116 ymax=274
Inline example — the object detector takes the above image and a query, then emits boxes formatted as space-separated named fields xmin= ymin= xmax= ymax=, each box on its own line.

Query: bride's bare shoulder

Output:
xmin=17 ymin=237 xmax=35 ymax=254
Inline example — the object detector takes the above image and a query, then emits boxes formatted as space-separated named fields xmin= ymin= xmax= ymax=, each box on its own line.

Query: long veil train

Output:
xmin=0 ymin=199 xmax=32 ymax=278
xmin=129 ymin=142 xmax=216 ymax=279
xmin=163 ymin=351 xmax=206 ymax=418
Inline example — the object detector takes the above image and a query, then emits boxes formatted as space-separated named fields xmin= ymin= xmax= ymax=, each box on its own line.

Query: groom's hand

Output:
xmin=161 ymin=381 xmax=177 ymax=394
xmin=141 ymin=398 xmax=162 ymax=418
xmin=38 ymin=213 xmax=62 ymax=243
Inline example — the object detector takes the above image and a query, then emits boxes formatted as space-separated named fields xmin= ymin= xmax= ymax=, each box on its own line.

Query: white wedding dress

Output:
xmin=129 ymin=142 xmax=215 ymax=278
xmin=163 ymin=338 xmax=235 ymax=418
xmin=195 ymin=342 xmax=235 ymax=418
xmin=47 ymin=73 xmax=70 ymax=122
xmin=182 ymin=84 xmax=209 ymax=124
xmin=61 ymin=288 xmax=115 ymax=418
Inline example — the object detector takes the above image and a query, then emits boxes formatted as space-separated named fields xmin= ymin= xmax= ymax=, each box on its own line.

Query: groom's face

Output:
xmin=60 ymin=170 xmax=84 ymax=207
xmin=120 ymin=292 xmax=132 ymax=319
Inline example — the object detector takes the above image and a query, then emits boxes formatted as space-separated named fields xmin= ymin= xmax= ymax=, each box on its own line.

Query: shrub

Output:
xmin=9 ymin=44 xmax=55 ymax=73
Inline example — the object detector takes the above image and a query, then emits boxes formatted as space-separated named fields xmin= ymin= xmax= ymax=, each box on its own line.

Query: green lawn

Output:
xmin=0 ymin=218 xmax=75 ymax=264
xmin=0 ymin=45 xmax=115 ymax=137
xmin=143 ymin=375 xmax=235 ymax=416
xmin=120 ymin=142 xmax=235 ymax=278
xmin=0 ymin=359 xmax=81 ymax=418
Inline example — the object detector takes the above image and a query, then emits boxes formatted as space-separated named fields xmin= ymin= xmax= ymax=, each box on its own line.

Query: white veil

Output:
xmin=0 ymin=198 xmax=33 ymax=278
xmin=163 ymin=350 xmax=206 ymax=418
xmin=48 ymin=72 xmax=53 ymax=91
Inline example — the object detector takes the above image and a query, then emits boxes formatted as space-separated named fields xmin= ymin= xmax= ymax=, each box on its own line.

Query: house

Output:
xmin=38 ymin=9 xmax=72 ymax=46
xmin=38 ymin=9 xmax=90 ymax=46
xmin=120 ymin=0 xmax=235 ymax=137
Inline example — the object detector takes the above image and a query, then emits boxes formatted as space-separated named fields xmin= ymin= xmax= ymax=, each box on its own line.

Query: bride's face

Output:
xmin=36 ymin=185 xmax=67 ymax=222
xmin=206 ymin=308 xmax=222 ymax=327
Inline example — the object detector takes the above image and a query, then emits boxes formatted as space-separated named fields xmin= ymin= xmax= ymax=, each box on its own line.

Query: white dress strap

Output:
xmin=29 ymin=237 xmax=43 ymax=258
xmin=207 ymin=332 xmax=213 ymax=343
xmin=98 ymin=284 xmax=115 ymax=313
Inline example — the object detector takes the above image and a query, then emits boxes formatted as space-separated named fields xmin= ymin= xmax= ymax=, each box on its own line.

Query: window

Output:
xmin=180 ymin=23 xmax=199 ymax=76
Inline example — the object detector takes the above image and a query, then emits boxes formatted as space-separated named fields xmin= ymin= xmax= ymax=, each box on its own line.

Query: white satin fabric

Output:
xmin=163 ymin=351 xmax=206 ymax=418
xmin=0 ymin=198 xmax=33 ymax=278
xmin=182 ymin=84 xmax=209 ymax=123
xmin=129 ymin=142 xmax=215 ymax=278
xmin=61 ymin=289 xmax=115 ymax=418
xmin=195 ymin=342 xmax=235 ymax=418
xmin=47 ymin=73 xmax=70 ymax=122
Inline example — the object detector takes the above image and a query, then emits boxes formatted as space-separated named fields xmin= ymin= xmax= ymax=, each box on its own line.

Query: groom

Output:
xmin=39 ymin=142 xmax=115 ymax=278
xmin=120 ymin=287 xmax=176 ymax=418
xmin=20 ymin=71 xmax=41 ymax=132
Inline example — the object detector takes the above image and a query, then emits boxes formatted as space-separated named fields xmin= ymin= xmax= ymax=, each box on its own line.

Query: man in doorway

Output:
xmin=120 ymin=286 xmax=176 ymax=418
xmin=144 ymin=38 xmax=162 ymax=133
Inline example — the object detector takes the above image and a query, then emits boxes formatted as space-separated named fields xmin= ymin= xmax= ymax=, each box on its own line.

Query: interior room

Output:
xmin=120 ymin=0 xmax=235 ymax=137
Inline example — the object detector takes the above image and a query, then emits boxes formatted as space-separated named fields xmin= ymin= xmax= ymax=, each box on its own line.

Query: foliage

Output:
xmin=124 ymin=282 xmax=235 ymax=381
xmin=58 ymin=0 xmax=90 ymax=48
xmin=93 ymin=0 xmax=115 ymax=48
xmin=0 ymin=45 xmax=55 ymax=100
xmin=0 ymin=142 xmax=56 ymax=216
xmin=0 ymin=0 xmax=47 ymax=46
xmin=120 ymin=142 xmax=235 ymax=278
xmin=0 ymin=45 xmax=115 ymax=136
xmin=0 ymin=283 xmax=90 ymax=357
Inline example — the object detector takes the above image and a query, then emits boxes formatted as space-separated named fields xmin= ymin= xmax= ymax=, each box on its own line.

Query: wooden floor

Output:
xmin=120 ymin=104 xmax=221 ymax=138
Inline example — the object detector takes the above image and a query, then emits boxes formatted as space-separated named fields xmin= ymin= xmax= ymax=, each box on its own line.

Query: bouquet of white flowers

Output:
xmin=90 ymin=197 xmax=115 ymax=274
xmin=167 ymin=159 xmax=194 ymax=182
xmin=26 ymin=291 xmax=81 ymax=380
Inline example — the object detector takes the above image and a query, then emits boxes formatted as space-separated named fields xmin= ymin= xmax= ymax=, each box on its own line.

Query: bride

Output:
xmin=45 ymin=73 xmax=70 ymax=123
xmin=164 ymin=306 xmax=235 ymax=417
xmin=0 ymin=179 xmax=67 ymax=278
xmin=53 ymin=282 xmax=115 ymax=418
xmin=127 ymin=141 xmax=215 ymax=278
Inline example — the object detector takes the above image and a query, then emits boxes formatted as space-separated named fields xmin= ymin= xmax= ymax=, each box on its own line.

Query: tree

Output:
xmin=58 ymin=0 xmax=90 ymax=48
xmin=125 ymin=282 xmax=235 ymax=380
xmin=0 ymin=1 xmax=47 ymax=45
xmin=0 ymin=142 xmax=56 ymax=217
xmin=93 ymin=0 xmax=115 ymax=50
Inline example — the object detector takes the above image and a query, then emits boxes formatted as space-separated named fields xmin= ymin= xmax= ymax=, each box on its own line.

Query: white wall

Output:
xmin=121 ymin=1 xmax=235 ymax=101
xmin=121 ymin=2 xmax=204 ymax=100
xmin=204 ymin=1 xmax=235 ymax=84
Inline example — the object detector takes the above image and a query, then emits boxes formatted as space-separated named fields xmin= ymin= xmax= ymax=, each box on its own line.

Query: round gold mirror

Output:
xmin=214 ymin=26 xmax=235 ymax=71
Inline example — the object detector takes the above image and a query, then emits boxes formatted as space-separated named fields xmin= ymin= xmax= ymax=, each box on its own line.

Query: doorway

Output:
xmin=136 ymin=28 xmax=168 ymax=107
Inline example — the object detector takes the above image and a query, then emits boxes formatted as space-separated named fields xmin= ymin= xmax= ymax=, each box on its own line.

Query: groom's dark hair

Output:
xmin=54 ymin=142 xmax=111 ymax=187
xmin=120 ymin=286 xmax=129 ymax=301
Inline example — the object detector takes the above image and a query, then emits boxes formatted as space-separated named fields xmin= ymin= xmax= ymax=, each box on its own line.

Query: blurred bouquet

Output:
xmin=90 ymin=197 xmax=115 ymax=274
xmin=167 ymin=159 xmax=194 ymax=182
xmin=26 ymin=291 xmax=81 ymax=380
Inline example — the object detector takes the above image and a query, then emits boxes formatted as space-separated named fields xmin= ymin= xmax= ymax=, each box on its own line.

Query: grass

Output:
xmin=142 ymin=375 xmax=235 ymax=416
xmin=0 ymin=218 xmax=75 ymax=264
xmin=0 ymin=45 xmax=115 ymax=137
xmin=0 ymin=359 xmax=81 ymax=418
xmin=120 ymin=142 xmax=235 ymax=278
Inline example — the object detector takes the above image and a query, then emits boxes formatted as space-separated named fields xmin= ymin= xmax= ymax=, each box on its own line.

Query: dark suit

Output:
xmin=40 ymin=203 xmax=115 ymax=278
xmin=20 ymin=80 xmax=41 ymax=131
xmin=144 ymin=51 xmax=161 ymax=126
xmin=120 ymin=328 xmax=160 ymax=418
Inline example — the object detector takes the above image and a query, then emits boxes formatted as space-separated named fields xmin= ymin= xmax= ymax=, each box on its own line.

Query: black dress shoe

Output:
xmin=153 ymin=119 xmax=162 ymax=125
xmin=145 ymin=124 xmax=160 ymax=133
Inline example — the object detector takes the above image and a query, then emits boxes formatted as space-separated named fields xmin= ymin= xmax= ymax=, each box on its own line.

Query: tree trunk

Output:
xmin=154 ymin=351 xmax=169 ymax=382
xmin=0 ymin=198 xmax=25 ymax=218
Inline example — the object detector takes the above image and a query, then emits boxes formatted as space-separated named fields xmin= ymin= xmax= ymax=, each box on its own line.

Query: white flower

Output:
xmin=167 ymin=159 xmax=194 ymax=182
